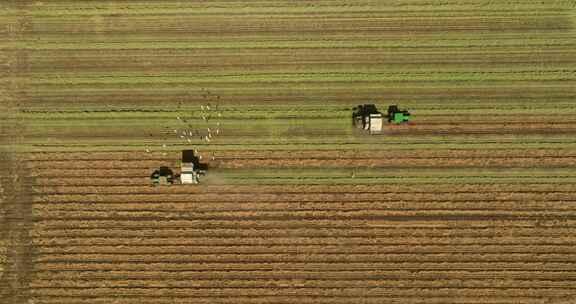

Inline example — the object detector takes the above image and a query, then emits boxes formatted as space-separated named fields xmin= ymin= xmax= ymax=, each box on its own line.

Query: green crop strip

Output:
xmin=12 ymin=1 xmax=576 ymax=17
xmin=8 ymin=36 xmax=575 ymax=50
xmin=210 ymin=167 xmax=576 ymax=185
xmin=13 ymin=70 xmax=576 ymax=85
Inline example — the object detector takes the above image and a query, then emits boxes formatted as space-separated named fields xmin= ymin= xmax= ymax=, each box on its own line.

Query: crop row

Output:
xmin=30 ymin=201 xmax=576 ymax=215
xmin=22 ymin=85 xmax=576 ymax=111
xmin=26 ymin=53 xmax=576 ymax=75
xmin=25 ymin=177 xmax=576 ymax=192
xmin=31 ymin=226 xmax=576 ymax=239
xmin=24 ymin=285 xmax=576 ymax=298
xmin=32 ymin=268 xmax=576 ymax=282
xmin=31 ymin=235 xmax=576 ymax=247
xmin=32 ymin=252 xmax=576 ymax=264
xmin=22 ymin=148 xmax=576 ymax=161
xmin=31 ymin=261 xmax=576 ymax=273
xmin=21 ymin=295 xmax=569 ymax=304
xmin=28 ymin=276 xmax=576 ymax=289
xmin=34 ymin=218 xmax=575 ymax=230
xmin=25 ymin=157 xmax=576 ymax=173
xmin=34 ymin=244 xmax=576 ymax=255
xmin=16 ymin=0 xmax=575 ymax=16
xmin=30 ymin=190 xmax=576 ymax=203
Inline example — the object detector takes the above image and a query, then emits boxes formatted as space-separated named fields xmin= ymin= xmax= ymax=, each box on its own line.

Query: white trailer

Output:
xmin=180 ymin=150 xmax=206 ymax=184
xmin=353 ymin=104 xmax=383 ymax=134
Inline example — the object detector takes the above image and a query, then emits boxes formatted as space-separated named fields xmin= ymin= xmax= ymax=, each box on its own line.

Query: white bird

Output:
xmin=176 ymin=116 xmax=181 ymax=120
xmin=216 ymin=129 xmax=219 ymax=135
xmin=207 ymin=127 xmax=211 ymax=133
xmin=145 ymin=149 xmax=151 ymax=153
xmin=206 ymin=105 xmax=210 ymax=110
xmin=187 ymin=138 xmax=191 ymax=143
xmin=162 ymin=144 xmax=167 ymax=148
xmin=201 ymin=105 xmax=205 ymax=110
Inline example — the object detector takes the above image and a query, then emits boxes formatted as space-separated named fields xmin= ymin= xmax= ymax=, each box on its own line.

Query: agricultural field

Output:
xmin=2 ymin=0 xmax=576 ymax=303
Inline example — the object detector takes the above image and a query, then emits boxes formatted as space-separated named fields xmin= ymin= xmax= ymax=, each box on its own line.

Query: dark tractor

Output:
xmin=150 ymin=166 xmax=175 ymax=186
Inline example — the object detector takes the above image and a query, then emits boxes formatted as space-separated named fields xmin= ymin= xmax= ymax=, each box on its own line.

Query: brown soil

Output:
xmin=9 ymin=1 xmax=576 ymax=303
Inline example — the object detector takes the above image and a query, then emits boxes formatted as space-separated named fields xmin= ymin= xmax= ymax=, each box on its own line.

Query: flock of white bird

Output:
xmin=147 ymin=90 xmax=222 ymax=160
xmin=175 ymin=103 xmax=222 ymax=143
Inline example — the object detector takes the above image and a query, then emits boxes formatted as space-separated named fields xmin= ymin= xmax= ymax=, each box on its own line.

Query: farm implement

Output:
xmin=352 ymin=104 xmax=412 ymax=134
xmin=151 ymin=150 xmax=207 ymax=186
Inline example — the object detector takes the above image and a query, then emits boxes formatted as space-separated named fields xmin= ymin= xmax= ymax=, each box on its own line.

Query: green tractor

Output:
xmin=150 ymin=166 xmax=174 ymax=186
xmin=387 ymin=105 xmax=411 ymax=124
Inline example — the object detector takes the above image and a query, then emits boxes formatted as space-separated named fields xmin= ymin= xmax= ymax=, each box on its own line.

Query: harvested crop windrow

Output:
xmin=33 ymin=244 xmax=576 ymax=256
xmin=20 ymin=297 xmax=571 ymax=304
xmin=30 ymin=226 xmax=576 ymax=239
xmin=21 ymin=148 xmax=576 ymax=162
xmin=27 ymin=182 xmax=576 ymax=194
xmin=29 ymin=190 xmax=576 ymax=204
xmin=4 ymin=0 xmax=576 ymax=303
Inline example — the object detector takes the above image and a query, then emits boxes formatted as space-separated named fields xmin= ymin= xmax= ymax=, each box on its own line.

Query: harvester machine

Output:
xmin=352 ymin=104 xmax=384 ymax=134
xmin=180 ymin=150 xmax=207 ymax=184
xmin=353 ymin=104 xmax=411 ymax=134
xmin=150 ymin=150 xmax=208 ymax=186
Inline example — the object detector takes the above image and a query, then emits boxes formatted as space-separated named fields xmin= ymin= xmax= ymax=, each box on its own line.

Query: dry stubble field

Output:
xmin=2 ymin=0 xmax=576 ymax=303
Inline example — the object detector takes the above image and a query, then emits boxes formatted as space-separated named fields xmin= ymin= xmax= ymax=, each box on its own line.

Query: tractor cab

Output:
xmin=151 ymin=166 xmax=174 ymax=186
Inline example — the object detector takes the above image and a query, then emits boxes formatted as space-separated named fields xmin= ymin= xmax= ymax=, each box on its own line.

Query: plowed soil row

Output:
xmin=28 ymin=277 xmax=576 ymax=289
xmin=31 ymin=191 xmax=576 ymax=203
xmin=25 ymin=157 xmax=576 ymax=171
xmin=31 ymin=226 xmax=576 ymax=238
xmin=28 ymin=183 xmax=576 ymax=193
xmin=30 ymin=201 xmax=576 ymax=213
xmin=32 ymin=251 xmax=576 ymax=263
xmin=29 ymin=185 xmax=576 ymax=196
xmin=20 ymin=296 xmax=571 ymax=304
xmin=30 ymin=235 xmax=576 ymax=246
xmin=34 ymin=218 xmax=576 ymax=230
xmin=34 ymin=244 xmax=576 ymax=255
xmin=22 ymin=148 xmax=576 ymax=161
xmin=32 ymin=269 xmax=576 ymax=281
xmin=25 ymin=286 xmax=576 ymax=299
